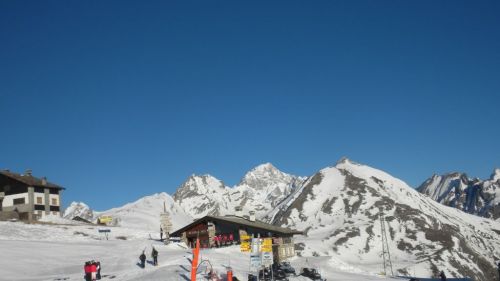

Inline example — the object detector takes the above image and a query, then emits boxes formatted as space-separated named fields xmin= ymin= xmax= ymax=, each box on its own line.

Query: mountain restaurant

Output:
xmin=170 ymin=215 xmax=303 ymax=262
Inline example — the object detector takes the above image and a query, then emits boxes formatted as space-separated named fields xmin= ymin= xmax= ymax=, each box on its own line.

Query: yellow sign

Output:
xmin=98 ymin=216 xmax=113 ymax=224
xmin=240 ymin=235 xmax=251 ymax=252
xmin=240 ymin=241 xmax=251 ymax=252
xmin=261 ymin=238 xmax=273 ymax=253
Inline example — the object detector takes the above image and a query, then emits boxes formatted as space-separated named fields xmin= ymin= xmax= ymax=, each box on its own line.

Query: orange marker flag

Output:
xmin=191 ymin=238 xmax=200 ymax=281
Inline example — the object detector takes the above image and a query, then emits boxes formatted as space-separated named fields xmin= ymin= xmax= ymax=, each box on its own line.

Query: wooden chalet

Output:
xmin=171 ymin=215 xmax=303 ymax=262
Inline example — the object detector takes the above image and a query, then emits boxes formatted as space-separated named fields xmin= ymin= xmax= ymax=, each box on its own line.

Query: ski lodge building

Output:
xmin=171 ymin=213 xmax=303 ymax=262
xmin=0 ymin=169 xmax=65 ymax=222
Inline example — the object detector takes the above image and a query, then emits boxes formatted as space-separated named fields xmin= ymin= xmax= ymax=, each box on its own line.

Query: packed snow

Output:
xmin=0 ymin=220 xmax=400 ymax=281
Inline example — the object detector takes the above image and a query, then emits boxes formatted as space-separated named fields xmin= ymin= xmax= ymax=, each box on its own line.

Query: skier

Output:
xmin=139 ymin=251 xmax=146 ymax=268
xmin=160 ymin=227 xmax=163 ymax=241
xmin=90 ymin=260 xmax=97 ymax=281
xmin=96 ymin=261 xmax=101 ymax=280
xmin=151 ymin=247 xmax=158 ymax=266
xmin=84 ymin=261 xmax=92 ymax=281
xmin=439 ymin=270 xmax=446 ymax=281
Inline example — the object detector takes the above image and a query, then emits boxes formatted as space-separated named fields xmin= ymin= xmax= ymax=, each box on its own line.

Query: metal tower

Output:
xmin=379 ymin=212 xmax=394 ymax=276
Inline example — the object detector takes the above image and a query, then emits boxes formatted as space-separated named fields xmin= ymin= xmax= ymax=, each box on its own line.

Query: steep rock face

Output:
xmin=231 ymin=163 xmax=305 ymax=219
xmin=173 ymin=174 xmax=232 ymax=218
xmin=63 ymin=202 xmax=94 ymax=221
xmin=172 ymin=164 xmax=304 ymax=220
xmin=273 ymin=159 xmax=500 ymax=281
xmin=418 ymin=170 xmax=500 ymax=220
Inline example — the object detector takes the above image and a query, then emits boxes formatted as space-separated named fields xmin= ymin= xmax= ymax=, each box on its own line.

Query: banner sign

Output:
xmin=261 ymin=252 xmax=273 ymax=266
xmin=251 ymin=238 xmax=261 ymax=254
xmin=261 ymin=238 xmax=273 ymax=253
xmin=240 ymin=241 xmax=251 ymax=252
xmin=250 ymin=254 xmax=261 ymax=268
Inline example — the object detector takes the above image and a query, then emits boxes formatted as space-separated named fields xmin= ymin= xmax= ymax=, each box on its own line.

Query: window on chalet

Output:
xmin=34 ymin=187 xmax=44 ymax=193
xmin=36 ymin=197 xmax=43 ymax=204
xmin=13 ymin=198 xmax=25 ymax=205
xmin=49 ymin=189 xmax=59 ymax=195
xmin=50 ymin=206 xmax=60 ymax=212
xmin=51 ymin=198 xmax=58 ymax=205
xmin=34 ymin=205 xmax=45 ymax=211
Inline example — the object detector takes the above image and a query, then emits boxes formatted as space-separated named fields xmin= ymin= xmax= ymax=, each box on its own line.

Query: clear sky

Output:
xmin=1 ymin=1 xmax=499 ymax=211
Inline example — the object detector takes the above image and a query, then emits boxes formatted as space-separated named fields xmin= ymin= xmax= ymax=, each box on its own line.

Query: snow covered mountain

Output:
xmin=64 ymin=193 xmax=192 ymax=232
xmin=173 ymin=174 xmax=232 ymax=218
xmin=173 ymin=163 xmax=304 ymax=219
xmin=63 ymin=201 xmax=94 ymax=221
xmin=96 ymin=192 xmax=192 ymax=232
xmin=273 ymin=158 xmax=500 ymax=281
xmin=417 ymin=169 xmax=500 ymax=220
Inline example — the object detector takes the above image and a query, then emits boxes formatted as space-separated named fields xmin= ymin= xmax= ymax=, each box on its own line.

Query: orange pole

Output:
xmin=227 ymin=268 xmax=233 ymax=281
xmin=191 ymin=238 xmax=200 ymax=281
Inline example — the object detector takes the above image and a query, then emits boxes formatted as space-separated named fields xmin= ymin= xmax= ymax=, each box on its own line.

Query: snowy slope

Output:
xmin=273 ymin=158 xmax=500 ymax=281
xmin=0 ymin=220 xmax=405 ymax=281
xmin=173 ymin=163 xmax=304 ymax=220
xmin=418 ymin=169 xmax=500 ymax=220
xmin=96 ymin=192 xmax=193 ymax=232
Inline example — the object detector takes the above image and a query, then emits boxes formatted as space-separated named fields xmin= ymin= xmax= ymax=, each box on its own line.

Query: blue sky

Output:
xmin=1 ymin=1 xmax=499 ymax=210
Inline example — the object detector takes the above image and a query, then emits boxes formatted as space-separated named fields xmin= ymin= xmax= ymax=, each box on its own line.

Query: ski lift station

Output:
xmin=170 ymin=212 xmax=303 ymax=263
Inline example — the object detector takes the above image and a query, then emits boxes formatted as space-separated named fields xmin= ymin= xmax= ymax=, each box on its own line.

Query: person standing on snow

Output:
xmin=151 ymin=247 xmax=159 ymax=266
xmin=139 ymin=251 xmax=146 ymax=268
xmin=439 ymin=270 xmax=446 ymax=281
xmin=84 ymin=261 xmax=92 ymax=281
xmin=96 ymin=261 xmax=101 ymax=280
xmin=90 ymin=261 xmax=97 ymax=281
xmin=497 ymin=260 xmax=500 ymax=281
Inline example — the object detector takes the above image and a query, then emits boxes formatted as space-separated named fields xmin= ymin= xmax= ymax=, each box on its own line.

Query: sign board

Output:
xmin=261 ymin=252 xmax=273 ymax=266
xmin=98 ymin=216 xmax=113 ymax=224
xmin=251 ymin=238 xmax=261 ymax=254
xmin=250 ymin=254 xmax=261 ymax=268
xmin=160 ymin=213 xmax=172 ymax=233
xmin=240 ymin=234 xmax=251 ymax=252
xmin=240 ymin=241 xmax=251 ymax=252
xmin=98 ymin=229 xmax=111 ymax=240
xmin=261 ymin=238 xmax=273 ymax=253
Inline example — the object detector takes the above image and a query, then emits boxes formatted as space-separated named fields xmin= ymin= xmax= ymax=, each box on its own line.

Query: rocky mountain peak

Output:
xmin=491 ymin=168 xmax=500 ymax=182
xmin=238 ymin=163 xmax=293 ymax=190
xmin=63 ymin=201 xmax=94 ymax=221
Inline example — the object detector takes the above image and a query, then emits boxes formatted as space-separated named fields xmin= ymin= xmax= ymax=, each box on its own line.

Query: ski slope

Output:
xmin=0 ymin=220 xmax=402 ymax=281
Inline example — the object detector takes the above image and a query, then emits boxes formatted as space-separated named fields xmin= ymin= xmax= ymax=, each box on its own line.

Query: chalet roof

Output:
xmin=0 ymin=170 xmax=64 ymax=189
xmin=171 ymin=215 xmax=303 ymax=237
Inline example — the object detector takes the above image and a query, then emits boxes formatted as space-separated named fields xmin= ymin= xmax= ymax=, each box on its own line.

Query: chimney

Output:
xmin=235 ymin=206 xmax=243 ymax=217
xmin=42 ymin=177 xmax=47 ymax=186
xmin=25 ymin=169 xmax=32 ymax=176
xmin=249 ymin=210 xmax=255 ymax=222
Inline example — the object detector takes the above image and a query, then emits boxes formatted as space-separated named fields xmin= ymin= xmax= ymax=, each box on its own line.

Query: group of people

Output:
xmin=213 ymin=233 xmax=234 ymax=247
xmin=139 ymin=247 xmax=159 ymax=268
xmin=83 ymin=260 xmax=101 ymax=281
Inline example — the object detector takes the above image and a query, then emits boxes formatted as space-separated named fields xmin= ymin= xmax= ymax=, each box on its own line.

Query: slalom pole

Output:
xmin=191 ymin=238 xmax=200 ymax=281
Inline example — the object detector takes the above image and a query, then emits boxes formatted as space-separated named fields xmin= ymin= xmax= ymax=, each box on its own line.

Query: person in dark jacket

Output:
xmin=497 ymin=261 xmax=500 ymax=281
xmin=139 ymin=251 xmax=146 ymax=268
xmin=151 ymin=247 xmax=158 ymax=266
xmin=84 ymin=261 xmax=92 ymax=281
xmin=439 ymin=270 xmax=446 ymax=281
xmin=96 ymin=261 xmax=101 ymax=280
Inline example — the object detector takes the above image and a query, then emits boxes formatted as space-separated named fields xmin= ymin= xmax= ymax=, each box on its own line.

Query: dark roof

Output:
xmin=171 ymin=215 xmax=303 ymax=237
xmin=0 ymin=170 xmax=64 ymax=189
